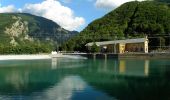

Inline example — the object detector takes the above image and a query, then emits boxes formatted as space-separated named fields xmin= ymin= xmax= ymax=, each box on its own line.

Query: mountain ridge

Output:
xmin=0 ymin=13 xmax=78 ymax=54
xmin=63 ymin=1 xmax=170 ymax=51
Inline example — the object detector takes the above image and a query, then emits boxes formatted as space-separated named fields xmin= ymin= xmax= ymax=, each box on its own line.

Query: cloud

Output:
xmin=0 ymin=5 xmax=17 ymax=13
xmin=0 ymin=0 xmax=85 ymax=31
xmin=23 ymin=0 xmax=85 ymax=31
xmin=95 ymin=0 xmax=146 ymax=9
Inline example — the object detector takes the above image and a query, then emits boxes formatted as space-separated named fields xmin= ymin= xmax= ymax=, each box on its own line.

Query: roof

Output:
xmin=85 ymin=38 xmax=148 ymax=46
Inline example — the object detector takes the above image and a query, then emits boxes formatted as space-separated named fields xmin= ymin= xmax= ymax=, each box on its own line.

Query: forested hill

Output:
xmin=155 ymin=0 xmax=170 ymax=3
xmin=63 ymin=1 xmax=170 ymax=51
xmin=0 ymin=13 xmax=78 ymax=54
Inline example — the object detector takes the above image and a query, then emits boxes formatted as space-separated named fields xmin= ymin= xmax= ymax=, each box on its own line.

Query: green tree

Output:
xmin=90 ymin=43 xmax=100 ymax=53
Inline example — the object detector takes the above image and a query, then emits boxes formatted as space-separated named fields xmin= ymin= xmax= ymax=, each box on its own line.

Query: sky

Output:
xmin=0 ymin=0 xmax=146 ymax=31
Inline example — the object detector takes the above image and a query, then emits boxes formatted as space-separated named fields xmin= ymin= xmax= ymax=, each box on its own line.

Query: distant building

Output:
xmin=85 ymin=37 xmax=148 ymax=54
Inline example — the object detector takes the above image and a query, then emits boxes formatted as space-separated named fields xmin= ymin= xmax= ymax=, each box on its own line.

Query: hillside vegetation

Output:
xmin=63 ymin=1 xmax=170 ymax=51
xmin=155 ymin=0 xmax=170 ymax=3
xmin=0 ymin=13 xmax=77 ymax=54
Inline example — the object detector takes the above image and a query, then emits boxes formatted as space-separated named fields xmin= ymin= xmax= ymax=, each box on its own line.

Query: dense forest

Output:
xmin=0 ymin=41 xmax=53 ymax=54
xmin=62 ymin=1 xmax=170 ymax=52
xmin=0 ymin=13 xmax=77 ymax=54
xmin=155 ymin=0 xmax=170 ymax=3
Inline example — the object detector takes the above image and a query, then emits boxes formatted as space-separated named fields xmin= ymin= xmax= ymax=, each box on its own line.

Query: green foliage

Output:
xmin=0 ymin=41 xmax=53 ymax=54
xmin=90 ymin=43 xmax=100 ymax=53
xmin=64 ymin=1 xmax=170 ymax=51
xmin=154 ymin=0 xmax=170 ymax=3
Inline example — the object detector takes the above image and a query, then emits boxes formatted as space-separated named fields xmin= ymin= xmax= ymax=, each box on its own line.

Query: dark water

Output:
xmin=0 ymin=58 xmax=170 ymax=100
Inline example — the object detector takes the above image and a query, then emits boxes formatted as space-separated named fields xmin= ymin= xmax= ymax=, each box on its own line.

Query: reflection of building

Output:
xmin=119 ymin=60 xmax=126 ymax=73
xmin=118 ymin=60 xmax=149 ymax=76
xmin=85 ymin=37 xmax=148 ymax=53
xmin=96 ymin=59 xmax=149 ymax=77
xmin=51 ymin=58 xmax=58 ymax=69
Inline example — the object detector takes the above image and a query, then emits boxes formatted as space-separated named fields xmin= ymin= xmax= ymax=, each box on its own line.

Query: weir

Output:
xmin=58 ymin=53 xmax=170 ymax=59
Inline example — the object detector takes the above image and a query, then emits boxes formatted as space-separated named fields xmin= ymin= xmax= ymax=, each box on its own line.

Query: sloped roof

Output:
xmin=85 ymin=38 xmax=148 ymax=46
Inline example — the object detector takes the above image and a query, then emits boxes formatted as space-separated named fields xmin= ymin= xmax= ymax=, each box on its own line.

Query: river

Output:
xmin=0 ymin=58 xmax=169 ymax=100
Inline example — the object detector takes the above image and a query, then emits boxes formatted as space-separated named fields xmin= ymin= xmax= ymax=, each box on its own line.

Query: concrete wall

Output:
xmin=64 ymin=53 xmax=170 ymax=59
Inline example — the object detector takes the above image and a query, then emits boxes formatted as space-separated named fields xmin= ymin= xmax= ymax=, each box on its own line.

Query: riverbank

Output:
xmin=63 ymin=53 xmax=170 ymax=59
xmin=1 ymin=53 xmax=170 ymax=60
xmin=0 ymin=55 xmax=51 ymax=60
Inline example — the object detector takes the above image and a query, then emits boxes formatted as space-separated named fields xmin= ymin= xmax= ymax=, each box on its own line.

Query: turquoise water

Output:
xmin=0 ymin=58 xmax=170 ymax=100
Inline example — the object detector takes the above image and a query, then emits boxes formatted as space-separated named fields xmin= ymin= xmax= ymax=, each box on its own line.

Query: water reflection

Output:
xmin=81 ymin=59 xmax=170 ymax=100
xmin=0 ymin=74 xmax=114 ymax=100
xmin=118 ymin=59 xmax=150 ymax=76
xmin=0 ymin=59 xmax=115 ymax=100
xmin=5 ymin=70 xmax=29 ymax=90
xmin=32 ymin=76 xmax=87 ymax=100
xmin=95 ymin=59 xmax=150 ymax=77
xmin=51 ymin=58 xmax=58 ymax=69
xmin=0 ymin=59 xmax=170 ymax=100
xmin=51 ymin=58 xmax=86 ymax=69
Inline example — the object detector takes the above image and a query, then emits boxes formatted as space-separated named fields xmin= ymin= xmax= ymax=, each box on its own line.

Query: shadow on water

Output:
xmin=0 ymin=58 xmax=170 ymax=100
